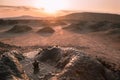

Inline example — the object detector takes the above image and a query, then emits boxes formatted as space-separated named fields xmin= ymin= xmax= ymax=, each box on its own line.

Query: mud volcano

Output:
xmin=37 ymin=27 xmax=55 ymax=34
xmin=36 ymin=47 xmax=117 ymax=80
xmin=63 ymin=21 xmax=108 ymax=33
xmin=63 ymin=21 xmax=120 ymax=34
xmin=6 ymin=25 xmax=32 ymax=33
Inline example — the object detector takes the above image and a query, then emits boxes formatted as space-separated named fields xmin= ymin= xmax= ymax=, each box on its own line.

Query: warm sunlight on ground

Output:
xmin=34 ymin=0 xmax=68 ymax=14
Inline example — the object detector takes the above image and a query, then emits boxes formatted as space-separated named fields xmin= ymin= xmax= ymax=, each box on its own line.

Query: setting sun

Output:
xmin=34 ymin=0 xmax=67 ymax=13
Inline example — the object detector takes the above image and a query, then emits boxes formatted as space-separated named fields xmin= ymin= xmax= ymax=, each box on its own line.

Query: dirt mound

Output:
xmin=89 ymin=21 xmax=110 ymax=31
xmin=55 ymin=48 xmax=117 ymax=80
xmin=64 ymin=21 xmax=120 ymax=34
xmin=63 ymin=21 xmax=88 ymax=33
xmin=53 ymin=54 xmax=116 ymax=80
xmin=63 ymin=21 xmax=109 ymax=33
xmin=97 ymin=22 xmax=120 ymax=41
xmin=35 ymin=47 xmax=117 ymax=80
xmin=49 ymin=21 xmax=67 ymax=26
xmin=0 ymin=51 xmax=29 ymax=80
xmin=37 ymin=27 xmax=55 ymax=34
xmin=106 ymin=28 xmax=120 ymax=35
xmin=105 ymin=28 xmax=120 ymax=41
xmin=6 ymin=25 xmax=32 ymax=33
xmin=36 ymin=46 xmax=62 ymax=63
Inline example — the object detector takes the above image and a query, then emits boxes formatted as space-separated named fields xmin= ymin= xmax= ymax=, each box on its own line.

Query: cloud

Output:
xmin=0 ymin=5 xmax=40 ymax=11
xmin=0 ymin=5 xmax=47 ymax=18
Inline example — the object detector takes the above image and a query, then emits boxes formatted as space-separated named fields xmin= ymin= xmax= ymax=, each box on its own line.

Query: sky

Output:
xmin=0 ymin=0 xmax=120 ymax=17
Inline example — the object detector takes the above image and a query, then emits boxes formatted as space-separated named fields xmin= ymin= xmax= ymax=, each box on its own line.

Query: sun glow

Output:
xmin=34 ymin=0 xmax=67 ymax=13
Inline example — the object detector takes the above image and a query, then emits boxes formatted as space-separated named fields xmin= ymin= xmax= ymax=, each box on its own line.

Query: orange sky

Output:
xmin=0 ymin=0 xmax=120 ymax=18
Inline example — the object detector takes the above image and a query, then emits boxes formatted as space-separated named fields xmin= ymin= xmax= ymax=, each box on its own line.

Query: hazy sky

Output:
xmin=0 ymin=0 xmax=120 ymax=17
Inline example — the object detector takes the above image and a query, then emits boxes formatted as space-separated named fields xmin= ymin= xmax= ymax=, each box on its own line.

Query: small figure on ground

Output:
xmin=32 ymin=60 xmax=39 ymax=74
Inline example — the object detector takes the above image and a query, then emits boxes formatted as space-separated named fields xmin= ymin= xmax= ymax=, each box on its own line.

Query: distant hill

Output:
xmin=2 ymin=15 xmax=44 ymax=20
xmin=59 ymin=12 xmax=120 ymax=22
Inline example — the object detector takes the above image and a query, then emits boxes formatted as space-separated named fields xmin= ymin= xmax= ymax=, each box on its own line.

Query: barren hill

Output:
xmin=60 ymin=12 xmax=120 ymax=22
